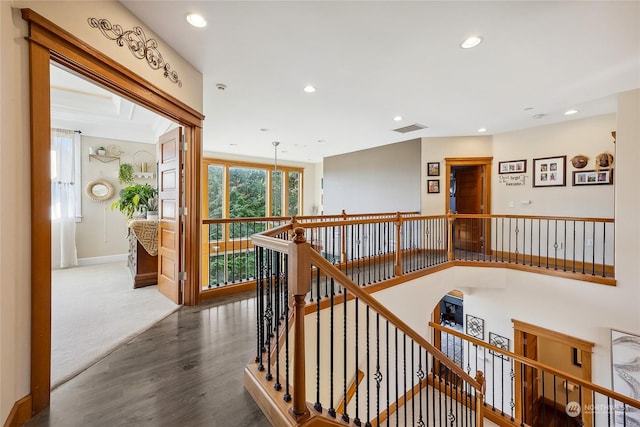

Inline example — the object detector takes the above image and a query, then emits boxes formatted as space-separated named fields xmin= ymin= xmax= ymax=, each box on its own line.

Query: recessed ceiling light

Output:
xmin=532 ymin=114 xmax=546 ymax=119
xmin=317 ymin=139 xmax=325 ymax=143
xmin=477 ymin=128 xmax=487 ymax=133
xmin=461 ymin=36 xmax=483 ymax=49
xmin=260 ymin=128 xmax=269 ymax=132
xmin=564 ymin=109 xmax=579 ymax=115
xmin=393 ymin=116 xmax=403 ymax=121
xmin=303 ymin=85 xmax=316 ymax=93
xmin=186 ymin=13 xmax=207 ymax=28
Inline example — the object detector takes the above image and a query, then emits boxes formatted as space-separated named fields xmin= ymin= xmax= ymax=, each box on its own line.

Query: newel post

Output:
xmin=475 ymin=370 xmax=486 ymax=427
xmin=447 ymin=210 xmax=455 ymax=261
xmin=288 ymin=228 xmax=311 ymax=422
xmin=394 ymin=212 xmax=403 ymax=276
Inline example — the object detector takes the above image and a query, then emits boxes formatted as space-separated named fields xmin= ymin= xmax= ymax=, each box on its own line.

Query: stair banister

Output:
xmin=307 ymin=237 xmax=483 ymax=392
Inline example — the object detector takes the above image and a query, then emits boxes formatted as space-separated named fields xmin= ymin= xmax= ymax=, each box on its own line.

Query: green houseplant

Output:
xmin=118 ymin=162 xmax=135 ymax=185
xmin=111 ymin=184 xmax=158 ymax=219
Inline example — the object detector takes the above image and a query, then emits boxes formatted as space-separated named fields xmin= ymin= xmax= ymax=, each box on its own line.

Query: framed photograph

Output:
xmin=611 ymin=329 xmax=640 ymax=426
xmin=427 ymin=179 xmax=440 ymax=194
xmin=498 ymin=159 xmax=527 ymax=174
xmin=427 ymin=162 xmax=440 ymax=176
xmin=572 ymin=169 xmax=613 ymax=186
xmin=533 ymin=155 xmax=566 ymax=187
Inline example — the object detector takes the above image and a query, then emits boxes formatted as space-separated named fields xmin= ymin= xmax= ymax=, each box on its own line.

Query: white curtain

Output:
xmin=51 ymin=129 xmax=78 ymax=268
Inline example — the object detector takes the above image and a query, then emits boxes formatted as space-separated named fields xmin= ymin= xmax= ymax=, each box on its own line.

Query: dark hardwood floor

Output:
xmin=25 ymin=291 xmax=270 ymax=427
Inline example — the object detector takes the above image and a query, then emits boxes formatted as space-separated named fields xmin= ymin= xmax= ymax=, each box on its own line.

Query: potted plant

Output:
xmin=118 ymin=162 xmax=135 ymax=185
xmin=146 ymin=195 xmax=159 ymax=220
xmin=111 ymin=183 xmax=158 ymax=219
xmin=97 ymin=146 xmax=106 ymax=156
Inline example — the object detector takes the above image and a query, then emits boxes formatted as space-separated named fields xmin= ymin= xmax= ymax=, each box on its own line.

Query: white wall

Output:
xmin=1 ymin=1 xmax=203 ymax=422
xmin=75 ymin=136 xmax=157 ymax=261
xmin=203 ymin=150 xmax=319 ymax=216
xmin=0 ymin=5 xmax=31 ymax=422
xmin=492 ymin=114 xmax=616 ymax=217
xmin=323 ymin=139 xmax=421 ymax=215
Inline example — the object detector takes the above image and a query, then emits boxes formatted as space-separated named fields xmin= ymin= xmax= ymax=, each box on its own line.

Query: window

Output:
xmin=202 ymin=158 xmax=304 ymax=289
xmin=202 ymin=159 xmax=303 ymax=220
xmin=51 ymin=129 xmax=82 ymax=221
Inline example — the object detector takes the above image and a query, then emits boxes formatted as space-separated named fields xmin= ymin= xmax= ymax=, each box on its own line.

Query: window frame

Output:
xmin=202 ymin=157 xmax=304 ymax=220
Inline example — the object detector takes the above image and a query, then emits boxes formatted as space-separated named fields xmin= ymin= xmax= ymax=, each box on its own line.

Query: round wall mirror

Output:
xmin=86 ymin=178 xmax=115 ymax=202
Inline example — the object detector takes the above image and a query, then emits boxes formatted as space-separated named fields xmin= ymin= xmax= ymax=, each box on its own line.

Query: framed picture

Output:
xmin=427 ymin=162 xmax=440 ymax=176
xmin=611 ymin=329 xmax=640 ymax=426
xmin=427 ymin=179 xmax=440 ymax=194
xmin=572 ymin=169 xmax=613 ymax=186
xmin=498 ymin=159 xmax=527 ymax=174
xmin=533 ymin=155 xmax=566 ymax=187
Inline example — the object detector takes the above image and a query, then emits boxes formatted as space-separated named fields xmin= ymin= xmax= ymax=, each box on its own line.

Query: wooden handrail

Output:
xmin=448 ymin=213 xmax=614 ymax=223
xmin=251 ymin=234 xmax=291 ymax=253
xmin=205 ymin=212 xmax=614 ymax=226
xmin=429 ymin=321 xmax=640 ymax=410
xmin=309 ymin=249 xmax=482 ymax=391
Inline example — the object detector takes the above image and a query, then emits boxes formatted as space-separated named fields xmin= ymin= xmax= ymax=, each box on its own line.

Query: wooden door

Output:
xmin=454 ymin=166 xmax=484 ymax=252
xmin=157 ymin=127 xmax=183 ymax=304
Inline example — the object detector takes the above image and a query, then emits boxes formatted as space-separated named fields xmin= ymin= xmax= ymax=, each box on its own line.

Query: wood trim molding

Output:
xmin=21 ymin=9 xmax=204 ymax=125
xmin=444 ymin=157 xmax=492 ymax=216
xmin=21 ymin=7 xmax=204 ymax=414
xmin=2 ymin=395 xmax=32 ymax=427
xmin=512 ymin=319 xmax=595 ymax=352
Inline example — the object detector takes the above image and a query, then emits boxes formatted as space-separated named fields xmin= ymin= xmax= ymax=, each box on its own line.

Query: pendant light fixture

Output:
xmin=272 ymin=141 xmax=280 ymax=171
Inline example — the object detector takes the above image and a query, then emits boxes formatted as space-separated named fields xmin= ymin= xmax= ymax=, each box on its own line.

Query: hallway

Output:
xmin=26 ymin=292 xmax=269 ymax=427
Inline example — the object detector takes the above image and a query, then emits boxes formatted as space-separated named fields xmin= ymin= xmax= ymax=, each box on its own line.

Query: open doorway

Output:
xmin=512 ymin=320 xmax=594 ymax=426
xmin=49 ymin=64 xmax=181 ymax=388
xmin=24 ymin=9 xmax=204 ymax=413
xmin=432 ymin=290 xmax=465 ymax=371
xmin=445 ymin=157 xmax=492 ymax=255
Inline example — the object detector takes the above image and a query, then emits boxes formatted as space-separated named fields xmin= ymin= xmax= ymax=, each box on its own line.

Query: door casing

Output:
xmin=23 ymin=9 xmax=203 ymax=414
xmin=445 ymin=157 xmax=492 ymax=254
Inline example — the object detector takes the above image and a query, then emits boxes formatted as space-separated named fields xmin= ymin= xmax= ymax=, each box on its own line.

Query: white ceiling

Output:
xmin=56 ymin=1 xmax=640 ymax=163
xmin=50 ymin=64 xmax=175 ymax=144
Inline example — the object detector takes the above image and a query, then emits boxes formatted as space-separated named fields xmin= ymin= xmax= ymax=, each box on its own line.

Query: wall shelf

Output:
xmin=89 ymin=154 xmax=120 ymax=164
xmin=134 ymin=172 xmax=155 ymax=179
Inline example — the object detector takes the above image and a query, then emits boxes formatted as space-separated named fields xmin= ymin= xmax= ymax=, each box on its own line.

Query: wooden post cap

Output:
xmin=293 ymin=228 xmax=306 ymax=243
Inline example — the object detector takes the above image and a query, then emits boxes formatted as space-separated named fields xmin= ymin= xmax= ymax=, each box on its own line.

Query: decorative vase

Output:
xmin=146 ymin=211 xmax=159 ymax=221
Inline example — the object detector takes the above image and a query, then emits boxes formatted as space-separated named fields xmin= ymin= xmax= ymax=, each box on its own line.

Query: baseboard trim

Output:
xmin=77 ymin=254 xmax=127 ymax=266
xmin=3 ymin=395 xmax=32 ymax=427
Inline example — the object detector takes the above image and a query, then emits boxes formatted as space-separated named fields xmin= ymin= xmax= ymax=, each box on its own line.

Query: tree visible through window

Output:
xmin=203 ymin=159 xmax=303 ymax=289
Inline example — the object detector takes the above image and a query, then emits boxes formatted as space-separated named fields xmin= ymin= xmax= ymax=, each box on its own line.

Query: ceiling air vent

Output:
xmin=392 ymin=123 xmax=428 ymax=133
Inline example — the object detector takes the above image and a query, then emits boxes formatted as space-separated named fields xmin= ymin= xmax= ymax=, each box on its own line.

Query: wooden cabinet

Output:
xmin=128 ymin=232 xmax=158 ymax=288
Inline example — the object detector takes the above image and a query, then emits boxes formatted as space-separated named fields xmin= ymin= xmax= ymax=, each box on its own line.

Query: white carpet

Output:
xmin=52 ymin=262 xmax=179 ymax=389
